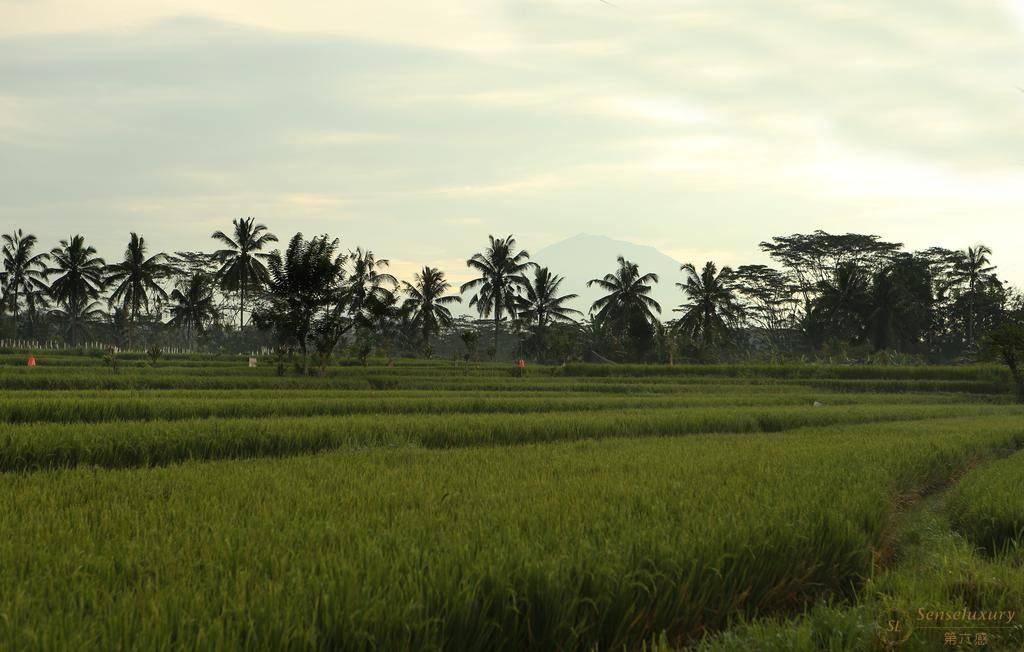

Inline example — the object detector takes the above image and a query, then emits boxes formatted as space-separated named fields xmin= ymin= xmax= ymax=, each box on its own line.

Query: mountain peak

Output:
xmin=532 ymin=234 xmax=682 ymax=314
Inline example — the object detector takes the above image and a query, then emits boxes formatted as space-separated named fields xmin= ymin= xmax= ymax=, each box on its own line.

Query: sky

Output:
xmin=2 ymin=0 xmax=1024 ymax=289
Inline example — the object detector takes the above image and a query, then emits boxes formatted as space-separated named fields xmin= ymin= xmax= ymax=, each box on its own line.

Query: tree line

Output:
xmin=2 ymin=222 xmax=1022 ymax=367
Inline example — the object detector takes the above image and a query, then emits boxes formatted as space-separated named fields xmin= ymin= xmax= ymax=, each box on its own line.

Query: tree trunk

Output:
xmin=967 ymin=288 xmax=975 ymax=348
xmin=240 ymin=285 xmax=246 ymax=331
xmin=128 ymin=302 xmax=135 ymax=350
xmin=494 ymin=312 xmax=500 ymax=359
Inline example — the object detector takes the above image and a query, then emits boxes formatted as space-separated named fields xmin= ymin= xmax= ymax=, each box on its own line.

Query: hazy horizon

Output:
xmin=3 ymin=1 xmax=1024 ymax=287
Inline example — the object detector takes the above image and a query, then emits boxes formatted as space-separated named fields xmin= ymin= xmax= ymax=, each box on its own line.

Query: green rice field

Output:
xmin=2 ymin=353 xmax=1023 ymax=650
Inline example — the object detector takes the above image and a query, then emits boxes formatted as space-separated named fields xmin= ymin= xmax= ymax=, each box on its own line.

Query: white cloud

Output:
xmin=585 ymin=96 xmax=711 ymax=126
xmin=1 ymin=0 xmax=522 ymax=53
xmin=281 ymin=193 xmax=350 ymax=209
xmin=5 ymin=0 xmax=1024 ymax=287
xmin=284 ymin=131 xmax=400 ymax=146
xmin=792 ymin=145 xmax=1024 ymax=205
xmin=426 ymin=173 xmax=567 ymax=198
xmin=388 ymin=257 xmax=473 ymax=286
xmin=1006 ymin=0 xmax=1024 ymax=36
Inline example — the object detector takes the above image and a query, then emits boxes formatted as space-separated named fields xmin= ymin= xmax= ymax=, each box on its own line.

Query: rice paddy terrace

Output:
xmin=1 ymin=352 xmax=1023 ymax=650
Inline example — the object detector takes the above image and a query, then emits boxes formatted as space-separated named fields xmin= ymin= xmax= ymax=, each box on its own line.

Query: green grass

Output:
xmin=2 ymin=420 xmax=1022 ymax=650
xmin=698 ymin=491 xmax=1024 ymax=651
xmin=0 ymin=366 xmax=1012 ymax=395
xmin=1 ymin=405 xmax=1020 ymax=472
xmin=2 ymin=354 xmax=1024 ymax=649
xmin=561 ymin=362 xmax=1011 ymax=381
xmin=0 ymin=389 xmax=985 ymax=425
xmin=946 ymin=450 xmax=1024 ymax=555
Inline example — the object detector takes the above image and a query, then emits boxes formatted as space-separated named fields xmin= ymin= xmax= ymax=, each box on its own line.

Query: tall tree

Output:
xmin=869 ymin=255 xmax=933 ymax=352
xmin=343 ymin=248 xmax=398 ymax=328
xmin=168 ymin=273 xmax=218 ymax=350
xmin=254 ymin=233 xmax=344 ymax=373
xmin=760 ymin=231 xmax=902 ymax=304
xmin=674 ymin=261 xmax=742 ymax=346
xmin=50 ymin=298 xmax=105 ymax=347
xmin=306 ymin=248 xmax=399 ymax=366
xmin=988 ymin=324 xmax=1024 ymax=402
xmin=951 ymin=245 xmax=996 ymax=348
xmin=732 ymin=264 xmax=799 ymax=348
xmin=517 ymin=267 xmax=581 ymax=359
xmin=0 ymin=230 xmax=49 ymax=335
xmin=47 ymin=236 xmax=106 ymax=342
xmin=588 ymin=257 xmax=661 ymax=358
xmin=915 ymin=247 xmax=961 ymax=351
xmin=311 ymin=248 xmax=401 ymax=367
xmin=461 ymin=235 xmax=535 ymax=356
xmin=402 ymin=266 xmax=462 ymax=353
xmin=170 ymin=251 xmax=220 ymax=281
xmin=806 ymin=262 xmax=873 ymax=347
xmin=105 ymin=232 xmax=168 ymax=348
xmin=211 ymin=217 xmax=278 ymax=329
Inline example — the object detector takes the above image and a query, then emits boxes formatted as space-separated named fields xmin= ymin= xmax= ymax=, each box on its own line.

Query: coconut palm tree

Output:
xmin=868 ymin=256 xmax=933 ymax=352
xmin=259 ymin=233 xmax=345 ymax=373
xmin=105 ymin=232 xmax=168 ymax=348
xmin=168 ymin=273 xmax=218 ymax=350
xmin=47 ymin=236 xmax=105 ymax=340
xmin=807 ymin=262 xmax=873 ymax=345
xmin=588 ymin=257 xmax=661 ymax=359
xmin=461 ymin=235 xmax=535 ymax=356
xmin=952 ymin=245 xmax=996 ymax=347
xmin=518 ymin=268 xmax=581 ymax=327
xmin=518 ymin=267 xmax=581 ymax=358
xmin=211 ymin=217 xmax=278 ymax=329
xmin=402 ymin=266 xmax=462 ymax=352
xmin=588 ymin=256 xmax=661 ymax=327
xmin=0 ymin=230 xmax=49 ymax=335
xmin=675 ymin=261 xmax=741 ymax=345
xmin=50 ymin=298 xmax=105 ymax=346
xmin=343 ymin=248 xmax=398 ymax=328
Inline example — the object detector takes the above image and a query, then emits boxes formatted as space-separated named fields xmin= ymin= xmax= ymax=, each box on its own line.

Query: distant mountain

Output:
xmin=531 ymin=234 xmax=684 ymax=317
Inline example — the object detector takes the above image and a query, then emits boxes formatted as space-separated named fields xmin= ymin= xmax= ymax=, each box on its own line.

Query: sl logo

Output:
xmin=880 ymin=608 xmax=914 ymax=648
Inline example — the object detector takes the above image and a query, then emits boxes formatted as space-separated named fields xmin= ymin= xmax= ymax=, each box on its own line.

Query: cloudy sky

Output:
xmin=2 ymin=0 xmax=1024 ymax=287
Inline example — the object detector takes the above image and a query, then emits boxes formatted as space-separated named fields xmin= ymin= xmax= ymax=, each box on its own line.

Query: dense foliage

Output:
xmin=2 ymin=225 xmax=1022 ymax=366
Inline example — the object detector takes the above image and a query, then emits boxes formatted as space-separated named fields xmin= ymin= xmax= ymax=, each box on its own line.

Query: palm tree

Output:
xmin=343 ymin=248 xmax=398 ymax=327
xmin=461 ymin=235 xmax=535 ymax=356
xmin=211 ymin=217 xmax=278 ymax=329
xmin=952 ymin=245 xmax=996 ymax=347
xmin=47 ymin=236 xmax=105 ymax=340
xmin=260 ymin=233 xmax=345 ymax=373
xmin=105 ymin=233 xmax=168 ymax=348
xmin=587 ymin=256 xmax=661 ymax=328
xmin=675 ymin=261 xmax=741 ymax=345
xmin=518 ymin=267 xmax=581 ymax=358
xmin=168 ymin=273 xmax=218 ymax=350
xmin=808 ymin=262 xmax=872 ymax=345
xmin=0 ymin=230 xmax=49 ymax=335
xmin=868 ymin=256 xmax=933 ymax=353
xmin=50 ymin=298 xmax=105 ymax=346
xmin=402 ymin=266 xmax=462 ymax=352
